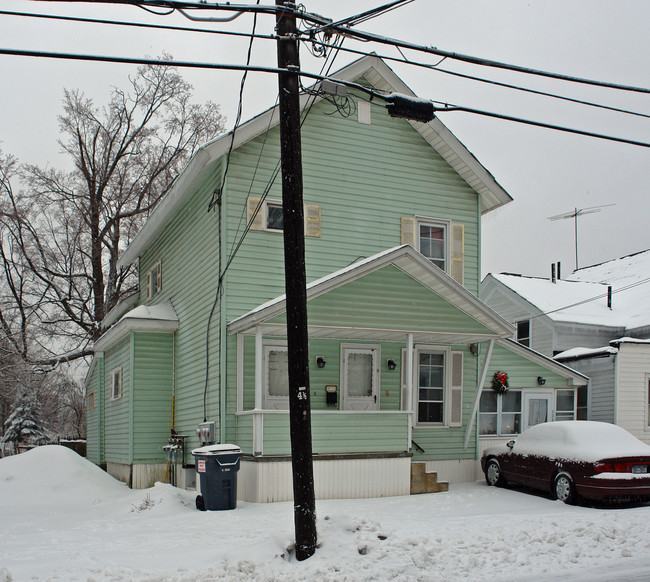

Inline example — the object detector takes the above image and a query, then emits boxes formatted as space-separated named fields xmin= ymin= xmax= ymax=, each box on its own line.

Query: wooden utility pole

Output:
xmin=275 ymin=0 xmax=317 ymax=561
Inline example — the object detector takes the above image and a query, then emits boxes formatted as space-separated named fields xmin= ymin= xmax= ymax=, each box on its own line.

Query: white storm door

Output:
xmin=342 ymin=346 xmax=379 ymax=410
xmin=523 ymin=392 xmax=553 ymax=431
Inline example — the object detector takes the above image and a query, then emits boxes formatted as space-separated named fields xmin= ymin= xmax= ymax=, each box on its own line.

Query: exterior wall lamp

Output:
xmin=316 ymin=356 xmax=326 ymax=369
xmin=537 ymin=376 xmax=546 ymax=385
xmin=386 ymin=358 xmax=397 ymax=371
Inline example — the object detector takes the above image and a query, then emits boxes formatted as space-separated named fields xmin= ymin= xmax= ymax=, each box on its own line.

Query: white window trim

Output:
xmin=516 ymin=319 xmax=531 ymax=347
xmin=412 ymin=345 xmax=451 ymax=427
xmin=479 ymin=389 xmax=523 ymax=437
xmin=340 ymin=343 xmax=381 ymax=411
xmin=264 ymin=199 xmax=284 ymax=232
xmin=110 ymin=368 xmax=123 ymax=401
xmin=416 ymin=216 xmax=451 ymax=272
xmin=263 ymin=340 xmax=289 ymax=410
xmin=146 ymin=261 xmax=162 ymax=301
xmin=554 ymin=388 xmax=577 ymax=421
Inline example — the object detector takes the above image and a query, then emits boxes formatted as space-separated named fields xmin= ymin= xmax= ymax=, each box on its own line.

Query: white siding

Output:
xmin=566 ymin=356 xmax=615 ymax=423
xmin=238 ymin=456 xmax=411 ymax=503
xmin=615 ymin=343 xmax=650 ymax=443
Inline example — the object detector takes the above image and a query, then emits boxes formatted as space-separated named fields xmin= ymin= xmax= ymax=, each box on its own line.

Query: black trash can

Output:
xmin=192 ymin=444 xmax=242 ymax=511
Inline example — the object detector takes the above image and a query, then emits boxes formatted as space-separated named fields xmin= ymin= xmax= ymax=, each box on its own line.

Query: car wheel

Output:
xmin=485 ymin=459 xmax=506 ymax=487
xmin=554 ymin=473 xmax=577 ymax=504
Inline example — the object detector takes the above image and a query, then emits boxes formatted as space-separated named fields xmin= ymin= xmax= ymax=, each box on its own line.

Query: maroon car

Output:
xmin=481 ymin=421 xmax=650 ymax=504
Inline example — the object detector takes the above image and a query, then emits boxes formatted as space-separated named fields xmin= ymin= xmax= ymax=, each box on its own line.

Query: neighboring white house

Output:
xmin=480 ymin=250 xmax=650 ymax=441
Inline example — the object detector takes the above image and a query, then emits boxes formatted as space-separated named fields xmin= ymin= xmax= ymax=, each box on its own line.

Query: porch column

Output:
xmin=464 ymin=339 xmax=495 ymax=449
xmin=406 ymin=333 xmax=414 ymax=451
xmin=254 ymin=326 xmax=263 ymax=455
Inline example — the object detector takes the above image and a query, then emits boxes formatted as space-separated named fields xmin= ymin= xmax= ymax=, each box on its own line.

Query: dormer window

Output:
xmin=147 ymin=261 xmax=162 ymax=300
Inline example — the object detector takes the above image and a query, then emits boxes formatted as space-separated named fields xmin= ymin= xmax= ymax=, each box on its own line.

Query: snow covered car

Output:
xmin=481 ymin=421 xmax=650 ymax=504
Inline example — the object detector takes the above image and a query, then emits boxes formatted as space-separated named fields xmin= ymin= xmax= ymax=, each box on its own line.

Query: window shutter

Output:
xmin=247 ymin=197 xmax=264 ymax=230
xmin=450 ymin=222 xmax=464 ymax=285
xmin=450 ymin=351 xmax=463 ymax=427
xmin=401 ymin=216 xmax=416 ymax=248
xmin=304 ymin=203 xmax=321 ymax=237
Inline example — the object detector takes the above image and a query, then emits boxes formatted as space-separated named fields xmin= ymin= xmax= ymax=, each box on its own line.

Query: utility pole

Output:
xmin=275 ymin=0 xmax=317 ymax=561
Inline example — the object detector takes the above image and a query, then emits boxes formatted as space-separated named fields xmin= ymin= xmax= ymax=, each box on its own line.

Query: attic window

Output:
xmin=516 ymin=320 xmax=530 ymax=347
xmin=247 ymin=196 xmax=321 ymax=237
xmin=111 ymin=368 xmax=123 ymax=400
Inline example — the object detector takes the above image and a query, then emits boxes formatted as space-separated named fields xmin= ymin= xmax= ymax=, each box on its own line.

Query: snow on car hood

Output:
xmin=495 ymin=421 xmax=650 ymax=462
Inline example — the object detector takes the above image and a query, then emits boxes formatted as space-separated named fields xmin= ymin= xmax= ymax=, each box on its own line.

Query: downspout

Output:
xmin=464 ymin=339 xmax=495 ymax=449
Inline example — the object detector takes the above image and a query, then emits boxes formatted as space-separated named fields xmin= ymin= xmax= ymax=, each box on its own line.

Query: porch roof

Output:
xmin=228 ymin=245 xmax=514 ymax=345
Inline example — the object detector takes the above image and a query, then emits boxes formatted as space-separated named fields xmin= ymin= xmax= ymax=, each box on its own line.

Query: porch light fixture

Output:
xmin=537 ymin=376 xmax=546 ymax=385
xmin=386 ymin=358 xmax=397 ymax=371
xmin=469 ymin=343 xmax=479 ymax=357
xmin=316 ymin=356 xmax=326 ymax=369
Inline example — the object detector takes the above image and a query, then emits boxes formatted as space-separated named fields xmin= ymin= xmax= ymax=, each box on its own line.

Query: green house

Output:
xmin=85 ymin=56 xmax=587 ymax=499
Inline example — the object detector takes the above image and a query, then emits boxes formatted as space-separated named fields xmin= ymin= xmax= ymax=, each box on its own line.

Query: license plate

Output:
xmin=632 ymin=465 xmax=647 ymax=474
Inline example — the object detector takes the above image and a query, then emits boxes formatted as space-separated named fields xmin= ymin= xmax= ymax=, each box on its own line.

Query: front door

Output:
xmin=523 ymin=392 xmax=553 ymax=431
xmin=342 ymin=346 xmax=379 ymax=410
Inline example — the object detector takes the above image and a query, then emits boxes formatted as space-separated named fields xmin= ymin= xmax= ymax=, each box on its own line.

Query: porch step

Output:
xmin=410 ymin=462 xmax=449 ymax=495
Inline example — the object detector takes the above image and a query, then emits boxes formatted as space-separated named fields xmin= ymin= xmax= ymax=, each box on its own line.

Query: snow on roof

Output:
xmin=554 ymin=345 xmax=618 ymax=361
xmin=491 ymin=249 xmax=650 ymax=329
xmin=490 ymin=274 xmax=618 ymax=325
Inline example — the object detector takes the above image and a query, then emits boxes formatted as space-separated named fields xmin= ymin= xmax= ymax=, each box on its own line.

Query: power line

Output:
xmin=433 ymin=103 xmax=650 ymax=149
xmin=0 ymin=9 xmax=277 ymax=42
xmin=6 ymin=9 xmax=649 ymax=122
xmin=25 ymin=0 xmax=650 ymax=94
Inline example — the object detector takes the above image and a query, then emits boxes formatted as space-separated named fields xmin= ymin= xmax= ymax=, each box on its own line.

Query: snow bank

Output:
xmin=2 ymin=445 xmax=650 ymax=581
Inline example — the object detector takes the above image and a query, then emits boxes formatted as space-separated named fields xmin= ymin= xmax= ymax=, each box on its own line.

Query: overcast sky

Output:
xmin=1 ymin=0 xmax=648 ymax=279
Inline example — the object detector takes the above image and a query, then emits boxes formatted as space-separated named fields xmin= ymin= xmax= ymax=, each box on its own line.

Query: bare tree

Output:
xmin=0 ymin=60 xmax=225 ymax=368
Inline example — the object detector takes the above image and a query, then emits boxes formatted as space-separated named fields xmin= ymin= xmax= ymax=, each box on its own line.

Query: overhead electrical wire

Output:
xmin=0 ymin=9 xmax=277 ymax=42
xmin=4 ymin=8 xmax=649 ymax=122
xmin=2 ymin=48 xmax=648 ymax=149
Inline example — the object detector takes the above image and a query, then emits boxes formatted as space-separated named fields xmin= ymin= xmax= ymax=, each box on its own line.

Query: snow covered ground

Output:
xmin=2 ymin=446 xmax=650 ymax=581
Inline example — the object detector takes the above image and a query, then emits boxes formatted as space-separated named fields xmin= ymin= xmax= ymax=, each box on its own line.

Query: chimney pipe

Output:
xmin=556 ymin=262 xmax=561 ymax=280
xmin=551 ymin=263 xmax=556 ymax=283
xmin=607 ymin=286 xmax=612 ymax=309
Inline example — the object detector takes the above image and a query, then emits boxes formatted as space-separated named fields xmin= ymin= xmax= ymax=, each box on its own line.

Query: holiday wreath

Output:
xmin=491 ymin=371 xmax=509 ymax=394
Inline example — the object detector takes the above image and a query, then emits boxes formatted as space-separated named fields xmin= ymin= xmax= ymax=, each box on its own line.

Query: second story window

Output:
xmin=266 ymin=202 xmax=284 ymax=231
xmin=247 ymin=196 xmax=321 ymax=237
xmin=401 ymin=215 xmax=464 ymax=285
xmin=418 ymin=221 xmax=447 ymax=271
xmin=516 ymin=320 xmax=530 ymax=347
xmin=147 ymin=261 xmax=162 ymax=300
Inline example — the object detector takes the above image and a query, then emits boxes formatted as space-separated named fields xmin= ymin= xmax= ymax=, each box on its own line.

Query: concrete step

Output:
xmin=410 ymin=462 xmax=449 ymax=495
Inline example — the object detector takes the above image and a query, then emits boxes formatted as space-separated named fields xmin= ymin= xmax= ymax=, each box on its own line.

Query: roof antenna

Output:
xmin=548 ymin=204 xmax=615 ymax=270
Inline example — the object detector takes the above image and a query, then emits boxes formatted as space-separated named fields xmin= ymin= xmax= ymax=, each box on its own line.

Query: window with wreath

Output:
xmin=479 ymin=390 xmax=522 ymax=436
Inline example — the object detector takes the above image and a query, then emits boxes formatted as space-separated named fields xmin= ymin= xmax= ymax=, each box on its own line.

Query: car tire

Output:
xmin=485 ymin=459 xmax=506 ymax=487
xmin=554 ymin=473 xmax=577 ymax=505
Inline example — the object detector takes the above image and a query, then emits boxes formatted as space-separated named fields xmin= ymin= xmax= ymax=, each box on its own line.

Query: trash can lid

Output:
xmin=191 ymin=443 xmax=242 ymax=455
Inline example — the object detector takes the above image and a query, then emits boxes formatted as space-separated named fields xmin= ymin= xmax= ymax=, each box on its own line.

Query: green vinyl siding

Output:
xmin=486 ymin=344 xmax=576 ymax=389
xmin=223 ymin=91 xmax=480 ymax=324
xmin=261 ymin=412 xmax=408 ymax=455
xmin=103 ymin=337 xmax=131 ymax=464
xmin=132 ymin=333 xmax=174 ymax=463
xmin=139 ymin=160 xmax=224 ymax=451
xmin=235 ymin=413 xmax=254 ymax=454
xmin=271 ymin=266 xmax=493 ymax=335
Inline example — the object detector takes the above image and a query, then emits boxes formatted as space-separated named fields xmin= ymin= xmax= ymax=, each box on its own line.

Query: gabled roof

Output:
xmin=118 ymin=55 xmax=512 ymax=269
xmin=484 ymin=248 xmax=650 ymax=330
xmin=228 ymin=245 xmax=514 ymax=345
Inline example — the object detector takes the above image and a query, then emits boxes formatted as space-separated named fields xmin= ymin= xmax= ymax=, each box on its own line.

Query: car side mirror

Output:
xmin=506 ymin=440 xmax=515 ymax=450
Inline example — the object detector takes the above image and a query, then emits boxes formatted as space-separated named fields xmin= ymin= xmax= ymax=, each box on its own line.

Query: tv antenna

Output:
xmin=548 ymin=204 xmax=615 ymax=270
